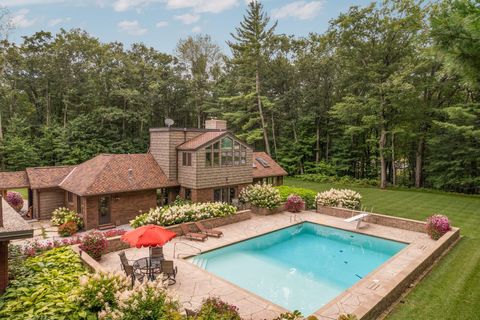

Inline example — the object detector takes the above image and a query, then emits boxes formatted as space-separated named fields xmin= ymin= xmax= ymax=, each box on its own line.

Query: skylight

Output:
xmin=256 ymin=157 xmax=270 ymax=168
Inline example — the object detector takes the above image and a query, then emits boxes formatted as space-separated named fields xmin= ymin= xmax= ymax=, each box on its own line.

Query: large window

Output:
xmin=213 ymin=187 xmax=236 ymax=203
xmin=205 ymin=137 xmax=247 ymax=167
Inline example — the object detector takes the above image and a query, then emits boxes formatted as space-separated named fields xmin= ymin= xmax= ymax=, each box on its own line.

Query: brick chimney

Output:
xmin=205 ymin=119 xmax=227 ymax=131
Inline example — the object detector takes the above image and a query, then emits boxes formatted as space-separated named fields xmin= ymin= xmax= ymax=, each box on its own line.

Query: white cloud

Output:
xmin=10 ymin=9 xmax=36 ymax=28
xmin=1 ymin=0 xmax=65 ymax=6
xmin=155 ymin=21 xmax=168 ymax=28
xmin=272 ymin=1 xmax=324 ymax=20
xmin=174 ymin=13 xmax=200 ymax=25
xmin=112 ymin=0 xmax=156 ymax=12
xmin=166 ymin=0 xmax=239 ymax=13
xmin=48 ymin=17 xmax=71 ymax=26
xmin=191 ymin=25 xmax=201 ymax=33
xmin=117 ymin=20 xmax=147 ymax=36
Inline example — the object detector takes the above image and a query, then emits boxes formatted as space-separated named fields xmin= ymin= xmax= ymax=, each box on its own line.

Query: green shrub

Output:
xmin=51 ymin=207 xmax=84 ymax=230
xmin=7 ymin=245 xmax=30 ymax=280
xmin=276 ymin=186 xmax=317 ymax=209
xmin=0 ymin=247 xmax=91 ymax=320
xmin=77 ymin=272 xmax=131 ymax=312
xmin=131 ymin=202 xmax=237 ymax=228
xmin=239 ymin=183 xmax=282 ymax=209
xmin=196 ymin=297 xmax=241 ymax=320
xmin=293 ymin=174 xmax=378 ymax=187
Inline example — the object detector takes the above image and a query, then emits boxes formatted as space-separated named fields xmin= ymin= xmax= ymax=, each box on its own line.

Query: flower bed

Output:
xmin=0 ymin=247 xmax=91 ymax=320
xmin=51 ymin=207 xmax=84 ymax=233
xmin=240 ymin=183 xmax=282 ymax=210
xmin=79 ymin=231 xmax=108 ymax=260
xmin=316 ymin=188 xmax=361 ymax=210
xmin=130 ymin=202 xmax=237 ymax=228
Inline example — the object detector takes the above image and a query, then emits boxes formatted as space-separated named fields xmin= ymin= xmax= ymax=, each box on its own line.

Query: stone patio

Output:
xmin=99 ymin=211 xmax=459 ymax=320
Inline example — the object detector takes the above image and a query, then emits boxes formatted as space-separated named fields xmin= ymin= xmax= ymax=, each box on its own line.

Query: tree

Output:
xmin=176 ymin=34 xmax=223 ymax=128
xmin=227 ymin=0 xmax=277 ymax=155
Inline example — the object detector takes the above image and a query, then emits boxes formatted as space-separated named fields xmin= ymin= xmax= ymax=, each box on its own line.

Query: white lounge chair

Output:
xmin=344 ymin=213 xmax=369 ymax=229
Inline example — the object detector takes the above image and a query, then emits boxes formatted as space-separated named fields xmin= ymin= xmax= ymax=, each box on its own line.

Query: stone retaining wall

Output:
xmin=317 ymin=205 xmax=427 ymax=233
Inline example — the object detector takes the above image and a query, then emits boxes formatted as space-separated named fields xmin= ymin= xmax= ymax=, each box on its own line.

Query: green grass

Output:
xmin=284 ymin=177 xmax=480 ymax=320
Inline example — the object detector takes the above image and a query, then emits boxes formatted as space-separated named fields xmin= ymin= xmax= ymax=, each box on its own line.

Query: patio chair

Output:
xmin=194 ymin=221 xmax=223 ymax=238
xmin=118 ymin=251 xmax=143 ymax=284
xmin=185 ymin=308 xmax=198 ymax=317
xmin=180 ymin=224 xmax=207 ymax=242
xmin=161 ymin=260 xmax=178 ymax=285
xmin=150 ymin=246 xmax=165 ymax=260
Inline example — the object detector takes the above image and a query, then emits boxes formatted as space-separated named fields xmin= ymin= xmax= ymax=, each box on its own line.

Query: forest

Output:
xmin=0 ymin=0 xmax=478 ymax=193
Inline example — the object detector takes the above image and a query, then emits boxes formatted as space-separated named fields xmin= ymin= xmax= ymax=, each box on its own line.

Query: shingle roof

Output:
xmin=0 ymin=171 xmax=30 ymax=189
xmin=177 ymin=131 xmax=228 ymax=150
xmin=59 ymin=154 xmax=178 ymax=196
xmin=252 ymin=152 xmax=288 ymax=178
xmin=25 ymin=166 xmax=74 ymax=189
xmin=1 ymin=198 xmax=33 ymax=239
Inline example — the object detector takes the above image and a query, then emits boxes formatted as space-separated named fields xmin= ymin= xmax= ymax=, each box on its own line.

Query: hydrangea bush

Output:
xmin=131 ymin=202 xmax=237 ymax=228
xmin=98 ymin=278 xmax=182 ymax=320
xmin=78 ymin=272 xmax=131 ymax=312
xmin=426 ymin=214 xmax=452 ymax=240
xmin=284 ymin=195 xmax=305 ymax=213
xmin=51 ymin=207 xmax=84 ymax=230
xmin=79 ymin=231 xmax=107 ymax=260
xmin=6 ymin=191 xmax=24 ymax=212
xmin=316 ymin=188 xmax=362 ymax=210
xmin=239 ymin=183 xmax=282 ymax=209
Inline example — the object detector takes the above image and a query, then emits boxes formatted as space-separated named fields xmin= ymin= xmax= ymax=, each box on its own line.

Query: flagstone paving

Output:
xmin=99 ymin=211 xmax=458 ymax=319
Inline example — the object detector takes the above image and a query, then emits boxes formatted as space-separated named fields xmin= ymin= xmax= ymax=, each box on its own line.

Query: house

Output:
xmin=0 ymin=119 xmax=287 ymax=229
xmin=0 ymin=195 xmax=33 ymax=293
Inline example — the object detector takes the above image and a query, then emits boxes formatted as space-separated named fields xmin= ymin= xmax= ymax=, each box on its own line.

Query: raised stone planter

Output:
xmin=250 ymin=206 xmax=282 ymax=215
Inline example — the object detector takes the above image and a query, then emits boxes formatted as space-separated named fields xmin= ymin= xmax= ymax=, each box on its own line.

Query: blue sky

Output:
xmin=2 ymin=0 xmax=372 ymax=54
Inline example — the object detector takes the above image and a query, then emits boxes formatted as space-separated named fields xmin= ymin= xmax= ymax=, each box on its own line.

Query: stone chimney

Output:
xmin=205 ymin=119 xmax=227 ymax=131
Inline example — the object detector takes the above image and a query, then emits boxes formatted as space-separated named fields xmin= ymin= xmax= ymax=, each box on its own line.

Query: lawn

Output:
xmin=284 ymin=177 xmax=480 ymax=320
xmin=9 ymin=188 xmax=29 ymax=199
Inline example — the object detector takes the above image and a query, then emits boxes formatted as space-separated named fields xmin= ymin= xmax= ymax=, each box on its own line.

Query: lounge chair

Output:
xmin=118 ymin=251 xmax=143 ymax=284
xmin=344 ymin=213 xmax=369 ymax=229
xmin=161 ymin=260 xmax=178 ymax=285
xmin=180 ymin=223 xmax=207 ymax=242
xmin=195 ymin=221 xmax=223 ymax=238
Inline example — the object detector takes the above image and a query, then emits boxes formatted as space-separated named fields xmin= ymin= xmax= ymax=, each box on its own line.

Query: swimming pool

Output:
xmin=189 ymin=222 xmax=407 ymax=316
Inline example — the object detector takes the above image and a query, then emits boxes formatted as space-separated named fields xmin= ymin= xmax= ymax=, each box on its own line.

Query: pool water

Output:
xmin=189 ymin=222 xmax=407 ymax=316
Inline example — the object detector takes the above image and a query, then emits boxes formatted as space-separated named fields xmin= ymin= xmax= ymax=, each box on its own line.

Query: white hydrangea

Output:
xmin=316 ymin=188 xmax=361 ymax=210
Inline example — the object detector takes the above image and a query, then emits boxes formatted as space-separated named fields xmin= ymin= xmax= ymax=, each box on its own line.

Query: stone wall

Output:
xmin=317 ymin=205 xmax=427 ymax=233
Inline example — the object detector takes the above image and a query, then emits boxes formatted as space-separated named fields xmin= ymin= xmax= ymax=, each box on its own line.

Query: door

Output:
xmin=99 ymin=196 xmax=111 ymax=225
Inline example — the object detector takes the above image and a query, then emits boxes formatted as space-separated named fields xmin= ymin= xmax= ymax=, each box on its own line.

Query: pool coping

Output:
xmin=181 ymin=213 xmax=460 ymax=319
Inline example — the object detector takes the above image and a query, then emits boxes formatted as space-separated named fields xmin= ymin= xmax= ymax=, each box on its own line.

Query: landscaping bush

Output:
xmin=78 ymin=272 xmax=131 ymax=313
xmin=5 ymin=191 xmax=23 ymax=212
xmin=131 ymin=202 xmax=237 ymax=228
xmin=58 ymin=220 xmax=79 ymax=237
xmin=0 ymin=247 xmax=91 ymax=320
xmin=239 ymin=183 xmax=282 ymax=209
xmin=98 ymin=278 xmax=182 ymax=320
xmin=7 ymin=245 xmax=30 ymax=280
xmin=276 ymin=186 xmax=317 ymax=209
xmin=51 ymin=207 xmax=84 ymax=230
xmin=23 ymin=237 xmax=83 ymax=257
xmin=426 ymin=214 xmax=452 ymax=240
xmin=293 ymin=174 xmax=378 ymax=187
xmin=284 ymin=195 xmax=305 ymax=213
xmin=316 ymin=188 xmax=362 ymax=210
xmin=338 ymin=314 xmax=358 ymax=320
xmin=79 ymin=231 xmax=107 ymax=260
xmin=196 ymin=297 xmax=241 ymax=320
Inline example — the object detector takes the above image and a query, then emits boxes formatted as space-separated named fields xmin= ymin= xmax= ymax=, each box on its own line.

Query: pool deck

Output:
xmin=99 ymin=211 xmax=459 ymax=319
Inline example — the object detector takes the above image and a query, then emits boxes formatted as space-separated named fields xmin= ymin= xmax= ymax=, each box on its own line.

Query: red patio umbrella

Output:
xmin=121 ymin=224 xmax=177 ymax=248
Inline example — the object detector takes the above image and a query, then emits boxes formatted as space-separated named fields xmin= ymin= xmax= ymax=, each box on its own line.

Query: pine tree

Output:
xmin=227 ymin=0 xmax=277 ymax=155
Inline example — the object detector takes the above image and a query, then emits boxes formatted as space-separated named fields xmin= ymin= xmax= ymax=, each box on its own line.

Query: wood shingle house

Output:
xmin=0 ymin=120 xmax=287 ymax=229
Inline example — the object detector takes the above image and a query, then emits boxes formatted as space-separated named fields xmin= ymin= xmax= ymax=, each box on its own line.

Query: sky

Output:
xmin=1 ymin=0 xmax=372 ymax=55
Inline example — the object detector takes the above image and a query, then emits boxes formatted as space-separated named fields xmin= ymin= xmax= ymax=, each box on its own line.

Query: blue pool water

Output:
xmin=189 ymin=222 xmax=407 ymax=315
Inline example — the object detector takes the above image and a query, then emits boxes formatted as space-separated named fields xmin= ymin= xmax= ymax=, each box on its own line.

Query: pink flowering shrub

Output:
xmin=426 ymin=215 xmax=452 ymax=240
xmin=197 ymin=297 xmax=241 ymax=320
xmin=79 ymin=231 xmax=107 ymax=260
xmin=284 ymin=194 xmax=305 ymax=213
xmin=23 ymin=237 xmax=82 ymax=257
xmin=6 ymin=191 xmax=24 ymax=212
xmin=102 ymin=229 xmax=127 ymax=238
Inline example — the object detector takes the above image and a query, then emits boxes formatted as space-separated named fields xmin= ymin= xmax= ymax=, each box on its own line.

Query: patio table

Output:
xmin=133 ymin=257 xmax=162 ymax=281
